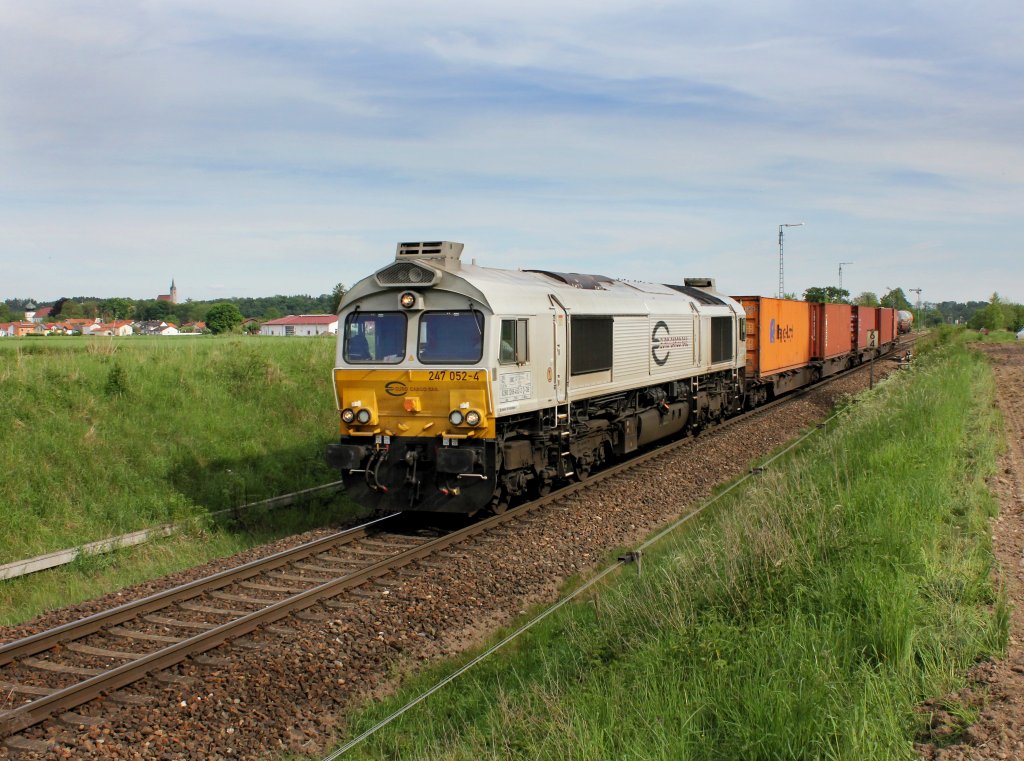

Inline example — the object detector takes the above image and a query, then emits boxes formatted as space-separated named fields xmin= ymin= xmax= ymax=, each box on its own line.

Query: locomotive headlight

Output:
xmin=355 ymin=408 xmax=372 ymax=424
xmin=464 ymin=410 xmax=482 ymax=427
xmin=400 ymin=292 xmax=417 ymax=309
xmin=341 ymin=408 xmax=356 ymax=424
xmin=448 ymin=410 xmax=464 ymax=426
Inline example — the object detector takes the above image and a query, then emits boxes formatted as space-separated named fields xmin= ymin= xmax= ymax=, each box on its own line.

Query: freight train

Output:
xmin=326 ymin=241 xmax=900 ymax=514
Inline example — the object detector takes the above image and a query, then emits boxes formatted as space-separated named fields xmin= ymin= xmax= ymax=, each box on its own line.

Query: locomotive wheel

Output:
xmin=531 ymin=474 xmax=552 ymax=498
xmin=490 ymin=490 xmax=510 ymax=515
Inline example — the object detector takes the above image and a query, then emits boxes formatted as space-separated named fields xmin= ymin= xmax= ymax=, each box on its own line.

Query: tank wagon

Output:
xmin=897 ymin=310 xmax=914 ymax=334
xmin=327 ymin=241 xmax=901 ymax=515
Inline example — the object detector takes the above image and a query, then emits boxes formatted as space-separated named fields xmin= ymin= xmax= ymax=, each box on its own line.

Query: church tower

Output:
xmin=169 ymin=279 xmax=178 ymax=304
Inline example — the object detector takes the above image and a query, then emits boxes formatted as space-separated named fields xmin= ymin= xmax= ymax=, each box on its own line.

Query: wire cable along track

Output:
xmin=0 ymin=339 xmax=913 ymax=745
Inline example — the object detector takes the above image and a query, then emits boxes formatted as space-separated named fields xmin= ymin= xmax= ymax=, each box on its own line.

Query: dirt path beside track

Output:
xmin=919 ymin=342 xmax=1024 ymax=760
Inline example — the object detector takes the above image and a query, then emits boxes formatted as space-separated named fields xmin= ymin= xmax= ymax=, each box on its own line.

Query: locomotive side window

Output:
xmin=571 ymin=315 xmax=613 ymax=375
xmin=418 ymin=310 xmax=485 ymax=364
xmin=344 ymin=312 xmax=407 ymax=364
xmin=711 ymin=316 xmax=733 ymax=363
xmin=499 ymin=318 xmax=529 ymax=365
xmin=739 ymin=317 xmax=747 ymax=342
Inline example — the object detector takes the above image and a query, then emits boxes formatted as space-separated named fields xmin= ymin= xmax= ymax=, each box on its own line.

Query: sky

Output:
xmin=2 ymin=1 xmax=1022 ymax=306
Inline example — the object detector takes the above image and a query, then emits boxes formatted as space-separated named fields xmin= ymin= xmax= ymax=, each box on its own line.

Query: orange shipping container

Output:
xmin=876 ymin=307 xmax=896 ymax=344
xmin=811 ymin=303 xmax=853 ymax=359
xmin=854 ymin=306 xmax=877 ymax=348
xmin=737 ymin=297 xmax=813 ymax=377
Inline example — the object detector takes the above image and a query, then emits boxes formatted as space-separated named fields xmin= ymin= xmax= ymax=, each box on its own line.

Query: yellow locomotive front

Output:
xmin=327 ymin=242 xmax=501 ymax=512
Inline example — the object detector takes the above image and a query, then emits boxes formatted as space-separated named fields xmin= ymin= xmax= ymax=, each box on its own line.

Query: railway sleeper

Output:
xmin=65 ymin=642 xmax=139 ymax=660
xmin=320 ymin=598 xmax=356 ymax=610
xmin=3 ymin=735 xmax=52 ymax=756
xmin=21 ymin=657 xmax=103 ymax=677
xmin=108 ymin=627 xmax=182 ymax=645
xmin=109 ymin=692 xmax=154 ymax=706
xmin=192 ymin=654 xmax=233 ymax=668
xmin=237 ymin=580 xmax=303 ymax=594
xmin=179 ymin=602 xmax=248 ymax=617
xmin=294 ymin=561 xmax=360 ymax=574
xmin=154 ymin=671 xmax=195 ymax=686
xmin=142 ymin=614 xmax=218 ymax=631
xmin=210 ymin=590 xmax=277 ymax=606
xmin=296 ymin=610 xmax=333 ymax=622
xmin=268 ymin=570 xmax=335 ymax=584
xmin=0 ymin=680 xmax=54 ymax=697
xmin=57 ymin=712 xmax=106 ymax=729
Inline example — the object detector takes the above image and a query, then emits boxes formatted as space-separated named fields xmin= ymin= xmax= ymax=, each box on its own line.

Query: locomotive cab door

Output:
xmin=549 ymin=294 xmax=568 ymax=404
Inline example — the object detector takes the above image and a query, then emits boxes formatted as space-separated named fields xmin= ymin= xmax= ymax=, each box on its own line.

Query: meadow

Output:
xmin=330 ymin=330 xmax=1007 ymax=759
xmin=0 ymin=335 xmax=361 ymax=622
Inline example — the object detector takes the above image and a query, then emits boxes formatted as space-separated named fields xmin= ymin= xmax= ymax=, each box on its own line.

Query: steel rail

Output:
xmin=0 ymin=513 xmax=401 ymax=667
xmin=0 ymin=340 xmax=911 ymax=738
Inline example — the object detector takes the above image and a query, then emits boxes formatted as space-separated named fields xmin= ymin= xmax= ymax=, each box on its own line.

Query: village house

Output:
xmin=30 ymin=306 xmax=53 ymax=323
xmin=7 ymin=321 xmax=43 ymax=337
xmin=259 ymin=315 xmax=338 ymax=336
xmin=135 ymin=320 xmax=179 ymax=336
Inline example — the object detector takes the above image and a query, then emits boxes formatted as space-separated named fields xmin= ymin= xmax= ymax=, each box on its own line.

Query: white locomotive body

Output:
xmin=328 ymin=241 xmax=747 ymax=513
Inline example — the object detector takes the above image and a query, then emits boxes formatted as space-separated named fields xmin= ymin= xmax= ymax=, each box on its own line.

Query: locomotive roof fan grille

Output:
xmin=374 ymin=241 xmax=464 ymax=287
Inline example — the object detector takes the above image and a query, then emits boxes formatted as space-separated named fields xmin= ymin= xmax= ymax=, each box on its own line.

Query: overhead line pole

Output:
xmin=778 ymin=223 xmax=804 ymax=298
xmin=838 ymin=262 xmax=853 ymax=292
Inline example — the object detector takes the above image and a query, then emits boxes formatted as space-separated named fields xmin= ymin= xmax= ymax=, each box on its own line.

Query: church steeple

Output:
xmin=170 ymin=279 xmax=178 ymax=304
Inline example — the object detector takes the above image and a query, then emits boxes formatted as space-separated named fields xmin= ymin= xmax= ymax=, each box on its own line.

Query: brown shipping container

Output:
xmin=811 ymin=303 xmax=854 ymax=359
xmin=737 ymin=296 xmax=813 ymax=377
xmin=854 ymin=305 xmax=878 ymax=348
xmin=876 ymin=307 xmax=896 ymax=344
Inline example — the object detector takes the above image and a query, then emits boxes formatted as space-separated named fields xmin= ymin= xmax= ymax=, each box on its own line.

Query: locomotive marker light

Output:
xmin=464 ymin=410 xmax=482 ymax=427
xmin=777 ymin=222 xmax=804 ymax=298
xmin=355 ymin=408 xmax=372 ymax=424
xmin=448 ymin=410 xmax=464 ymax=426
xmin=400 ymin=292 xmax=417 ymax=309
xmin=341 ymin=408 xmax=356 ymax=424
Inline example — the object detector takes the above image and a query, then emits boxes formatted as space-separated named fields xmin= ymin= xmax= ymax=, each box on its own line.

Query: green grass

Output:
xmin=323 ymin=334 xmax=1007 ymax=760
xmin=963 ymin=328 xmax=1019 ymax=343
xmin=0 ymin=335 xmax=363 ymax=623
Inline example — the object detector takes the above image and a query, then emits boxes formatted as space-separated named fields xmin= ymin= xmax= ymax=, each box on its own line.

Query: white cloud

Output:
xmin=1 ymin=0 xmax=1022 ymax=303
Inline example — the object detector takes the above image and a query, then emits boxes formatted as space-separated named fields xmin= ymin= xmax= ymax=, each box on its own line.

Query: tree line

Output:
xmin=4 ymin=282 xmax=1021 ymax=333
xmin=1 ymin=283 xmax=348 ymax=331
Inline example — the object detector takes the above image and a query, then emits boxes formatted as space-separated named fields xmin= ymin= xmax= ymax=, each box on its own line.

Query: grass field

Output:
xmin=325 ymin=332 xmax=1007 ymax=760
xmin=0 ymin=335 xmax=362 ymax=623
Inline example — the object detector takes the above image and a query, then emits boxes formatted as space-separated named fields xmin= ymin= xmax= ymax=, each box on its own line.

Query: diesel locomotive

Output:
xmin=326 ymin=241 xmax=898 ymax=514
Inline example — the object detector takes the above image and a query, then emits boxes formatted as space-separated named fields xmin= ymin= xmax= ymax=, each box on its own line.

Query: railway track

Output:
xmin=0 ymin=339 xmax=913 ymax=753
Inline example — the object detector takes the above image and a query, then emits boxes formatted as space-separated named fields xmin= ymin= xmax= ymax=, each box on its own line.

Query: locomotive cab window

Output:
xmin=344 ymin=312 xmax=407 ymax=364
xmin=711 ymin=316 xmax=733 ymax=363
xmin=499 ymin=318 xmax=529 ymax=365
xmin=418 ymin=310 xmax=485 ymax=364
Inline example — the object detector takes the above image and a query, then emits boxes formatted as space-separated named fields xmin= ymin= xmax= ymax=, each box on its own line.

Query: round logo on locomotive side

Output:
xmin=651 ymin=320 xmax=671 ymax=366
xmin=384 ymin=381 xmax=408 ymax=396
